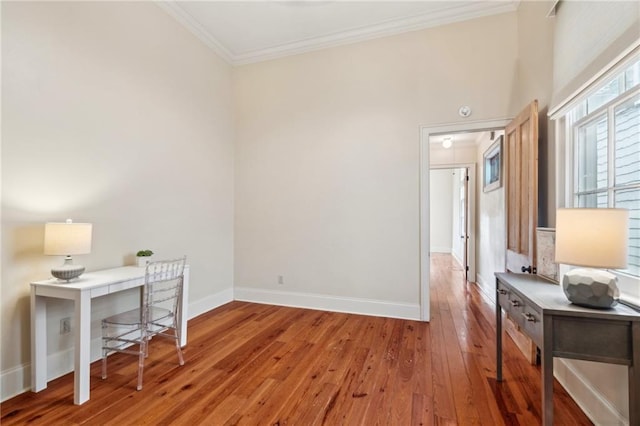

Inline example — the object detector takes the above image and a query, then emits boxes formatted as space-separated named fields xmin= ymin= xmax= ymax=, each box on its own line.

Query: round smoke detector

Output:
xmin=458 ymin=106 xmax=472 ymax=118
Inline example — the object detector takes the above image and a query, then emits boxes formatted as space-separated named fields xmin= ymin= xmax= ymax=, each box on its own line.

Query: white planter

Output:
xmin=136 ymin=256 xmax=152 ymax=267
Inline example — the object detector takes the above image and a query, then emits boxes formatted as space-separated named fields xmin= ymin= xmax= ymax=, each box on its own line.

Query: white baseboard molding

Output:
xmin=476 ymin=273 xmax=488 ymax=289
xmin=475 ymin=273 xmax=496 ymax=302
xmin=451 ymin=251 xmax=463 ymax=268
xmin=1 ymin=363 xmax=30 ymax=402
xmin=1 ymin=343 xmax=77 ymax=402
xmin=553 ymin=359 xmax=627 ymax=425
xmin=189 ymin=287 xmax=234 ymax=319
xmin=430 ymin=246 xmax=452 ymax=253
xmin=0 ymin=287 xmax=233 ymax=403
xmin=234 ymin=286 xmax=421 ymax=320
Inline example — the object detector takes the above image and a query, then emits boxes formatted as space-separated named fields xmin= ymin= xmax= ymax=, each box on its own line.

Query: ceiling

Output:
xmin=430 ymin=131 xmax=485 ymax=148
xmin=157 ymin=1 xmax=520 ymax=65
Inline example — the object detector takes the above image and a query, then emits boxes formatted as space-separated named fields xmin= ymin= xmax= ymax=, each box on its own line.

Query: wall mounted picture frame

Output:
xmin=483 ymin=135 xmax=503 ymax=192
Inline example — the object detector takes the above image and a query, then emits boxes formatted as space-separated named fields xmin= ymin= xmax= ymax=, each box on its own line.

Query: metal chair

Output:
xmin=101 ymin=256 xmax=186 ymax=390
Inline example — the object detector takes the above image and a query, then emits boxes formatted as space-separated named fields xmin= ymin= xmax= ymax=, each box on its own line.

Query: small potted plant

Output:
xmin=136 ymin=249 xmax=154 ymax=267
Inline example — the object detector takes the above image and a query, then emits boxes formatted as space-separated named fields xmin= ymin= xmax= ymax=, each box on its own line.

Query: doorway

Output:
xmin=429 ymin=166 xmax=472 ymax=280
xmin=419 ymin=119 xmax=511 ymax=321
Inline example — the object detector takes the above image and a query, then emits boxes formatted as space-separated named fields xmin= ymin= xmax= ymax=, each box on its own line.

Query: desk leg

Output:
xmin=496 ymin=279 xmax=502 ymax=382
xmin=630 ymin=322 xmax=639 ymax=426
xmin=542 ymin=315 xmax=553 ymax=426
xmin=30 ymin=292 xmax=47 ymax=392
xmin=74 ymin=291 xmax=91 ymax=405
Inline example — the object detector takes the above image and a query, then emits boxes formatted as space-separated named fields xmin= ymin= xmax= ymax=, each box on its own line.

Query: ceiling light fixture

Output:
xmin=442 ymin=137 xmax=453 ymax=149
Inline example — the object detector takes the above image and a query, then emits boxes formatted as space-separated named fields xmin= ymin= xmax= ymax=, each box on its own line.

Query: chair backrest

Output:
xmin=142 ymin=257 xmax=186 ymax=325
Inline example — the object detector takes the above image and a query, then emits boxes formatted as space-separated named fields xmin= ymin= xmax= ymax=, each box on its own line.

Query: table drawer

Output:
xmin=507 ymin=292 xmax=525 ymax=328
xmin=497 ymin=282 xmax=510 ymax=309
xmin=521 ymin=304 xmax=543 ymax=347
xmin=553 ymin=317 xmax=631 ymax=363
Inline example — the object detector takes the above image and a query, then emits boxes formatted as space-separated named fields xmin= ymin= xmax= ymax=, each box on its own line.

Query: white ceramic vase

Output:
xmin=136 ymin=256 xmax=152 ymax=267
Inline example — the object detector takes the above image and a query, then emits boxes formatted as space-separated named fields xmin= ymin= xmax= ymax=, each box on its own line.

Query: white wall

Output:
xmin=429 ymin=169 xmax=453 ymax=253
xmin=475 ymin=133 xmax=506 ymax=294
xmin=233 ymin=12 xmax=518 ymax=318
xmin=552 ymin=0 xmax=639 ymax=109
xmin=1 ymin=2 xmax=234 ymax=400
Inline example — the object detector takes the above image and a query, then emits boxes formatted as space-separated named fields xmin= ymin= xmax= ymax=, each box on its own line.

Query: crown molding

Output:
xmin=157 ymin=1 xmax=519 ymax=67
xmin=233 ymin=1 xmax=519 ymax=65
xmin=155 ymin=0 xmax=234 ymax=64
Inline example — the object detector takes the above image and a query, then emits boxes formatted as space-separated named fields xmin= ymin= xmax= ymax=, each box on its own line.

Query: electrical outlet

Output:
xmin=60 ymin=317 xmax=71 ymax=334
xmin=278 ymin=275 xmax=284 ymax=285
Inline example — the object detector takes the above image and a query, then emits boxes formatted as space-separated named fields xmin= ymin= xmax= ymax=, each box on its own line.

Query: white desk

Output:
xmin=30 ymin=266 xmax=189 ymax=405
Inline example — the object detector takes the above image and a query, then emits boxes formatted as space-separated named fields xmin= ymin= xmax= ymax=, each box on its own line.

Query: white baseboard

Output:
xmin=1 ymin=363 xmax=30 ymax=402
xmin=1 ymin=343 xmax=76 ymax=402
xmin=234 ymin=286 xmax=421 ymax=320
xmin=476 ymin=273 xmax=488 ymax=288
xmin=554 ymin=359 xmax=627 ymax=425
xmin=451 ymin=251 xmax=463 ymax=268
xmin=189 ymin=287 xmax=234 ymax=318
xmin=475 ymin=273 xmax=496 ymax=302
xmin=430 ymin=246 xmax=452 ymax=253
xmin=0 ymin=287 xmax=233 ymax=403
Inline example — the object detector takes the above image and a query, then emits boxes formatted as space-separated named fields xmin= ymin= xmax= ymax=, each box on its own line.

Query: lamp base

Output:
xmin=562 ymin=268 xmax=619 ymax=309
xmin=51 ymin=256 xmax=85 ymax=281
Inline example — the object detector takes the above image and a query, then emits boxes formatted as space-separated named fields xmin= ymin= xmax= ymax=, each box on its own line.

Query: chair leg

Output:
xmin=175 ymin=338 xmax=185 ymax=366
xmin=173 ymin=320 xmax=185 ymax=366
xmin=102 ymin=349 xmax=107 ymax=380
xmin=137 ymin=340 xmax=146 ymax=391
xmin=101 ymin=322 xmax=108 ymax=379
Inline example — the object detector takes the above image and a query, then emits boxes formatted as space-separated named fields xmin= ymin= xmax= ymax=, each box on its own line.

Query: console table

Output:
xmin=31 ymin=266 xmax=190 ymax=405
xmin=495 ymin=272 xmax=640 ymax=426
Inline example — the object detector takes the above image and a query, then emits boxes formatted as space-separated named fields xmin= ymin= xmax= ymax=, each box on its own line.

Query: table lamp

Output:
xmin=555 ymin=208 xmax=628 ymax=308
xmin=44 ymin=219 xmax=92 ymax=281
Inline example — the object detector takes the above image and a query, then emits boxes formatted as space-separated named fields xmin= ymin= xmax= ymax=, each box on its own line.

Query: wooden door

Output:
xmin=505 ymin=100 xmax=539 ymax=274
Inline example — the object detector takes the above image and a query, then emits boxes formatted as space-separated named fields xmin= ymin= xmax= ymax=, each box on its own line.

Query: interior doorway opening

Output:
xmin=429 ymin=166 xmax=472 ymax=281
xmin=419 ymin=119 xmax=511 ymax=321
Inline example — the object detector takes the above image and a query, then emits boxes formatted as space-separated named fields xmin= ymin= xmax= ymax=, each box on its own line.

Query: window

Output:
xmin=565 ymin=57 xmax=640 ymax=280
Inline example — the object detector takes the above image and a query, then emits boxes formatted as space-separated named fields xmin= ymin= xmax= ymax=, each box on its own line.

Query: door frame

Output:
xmin=419 ymin=119 xmax=511 ymax=321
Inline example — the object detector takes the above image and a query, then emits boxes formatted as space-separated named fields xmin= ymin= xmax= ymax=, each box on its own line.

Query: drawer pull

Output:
xmin=510 ymin=300 xmax=520 ymax=307
xmin=498 ymin=289 xmax=507 ymax=295
xmin=522 ymin=313 xmax=536 ymax=322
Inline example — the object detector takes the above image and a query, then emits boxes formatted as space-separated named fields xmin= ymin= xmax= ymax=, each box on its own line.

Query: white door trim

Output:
xmin=419 ymin=118 xmax=511 ymax=321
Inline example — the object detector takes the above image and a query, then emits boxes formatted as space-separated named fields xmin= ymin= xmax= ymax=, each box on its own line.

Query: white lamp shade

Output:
xmin=555 ymin=208 xmax=628 ymax=269
xmin=44 ymin=221 xmax=92 ymax=256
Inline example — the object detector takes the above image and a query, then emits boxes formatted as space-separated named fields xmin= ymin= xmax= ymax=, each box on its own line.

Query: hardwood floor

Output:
xmin=1 ymin=254 xmax=592 ymax=425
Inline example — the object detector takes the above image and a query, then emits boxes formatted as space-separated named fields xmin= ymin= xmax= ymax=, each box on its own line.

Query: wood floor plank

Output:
xmin=1 ymin=254 xmax=594 ymax=425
